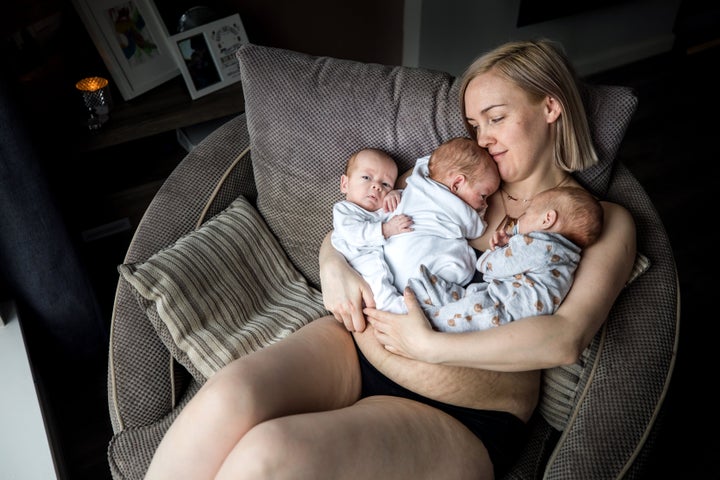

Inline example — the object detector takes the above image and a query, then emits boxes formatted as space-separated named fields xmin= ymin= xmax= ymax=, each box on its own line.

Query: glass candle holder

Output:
xmin=75 ymin=77 xmax=113 ymax=130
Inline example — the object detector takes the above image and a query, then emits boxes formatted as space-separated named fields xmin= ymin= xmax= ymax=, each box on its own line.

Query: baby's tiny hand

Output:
xmin=490 ymin=229 xmax=510 ymax=250
xmin=383 ymin=190 xmax=402 ymax=212
xmin=383 ymin=214 xmax=414 ymax=238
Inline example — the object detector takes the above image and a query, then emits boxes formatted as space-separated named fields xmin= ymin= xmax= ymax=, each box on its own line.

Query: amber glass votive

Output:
xmin=76 ymin=76 xmax=113 ymax=130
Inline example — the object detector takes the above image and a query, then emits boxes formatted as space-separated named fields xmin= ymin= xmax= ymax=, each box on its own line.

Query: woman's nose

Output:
xmin=476 ymin=132 xmax=492 ymax=148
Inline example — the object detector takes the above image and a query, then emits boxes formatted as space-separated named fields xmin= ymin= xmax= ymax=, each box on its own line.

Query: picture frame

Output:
xmin=72 ymin=0 xmax=180 ymax=100
xmin=168 ymin=14 xmax=248 ymax=100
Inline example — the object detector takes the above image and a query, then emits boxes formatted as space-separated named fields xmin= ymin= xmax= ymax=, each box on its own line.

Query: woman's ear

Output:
xmin=544 ymin=96 xmax=562 ymax=124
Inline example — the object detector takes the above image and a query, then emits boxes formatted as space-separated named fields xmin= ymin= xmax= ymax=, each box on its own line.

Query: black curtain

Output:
xmin=0 ymin=71 xmax=107 ymax=364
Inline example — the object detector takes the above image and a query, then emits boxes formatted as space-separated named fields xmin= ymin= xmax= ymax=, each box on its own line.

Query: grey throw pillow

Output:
xmin=236 ymin=43 xmax=466 ymax=288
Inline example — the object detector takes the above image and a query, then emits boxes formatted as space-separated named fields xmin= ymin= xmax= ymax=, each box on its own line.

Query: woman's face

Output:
xmin=464 ymin=71 xmax=557 ymax=183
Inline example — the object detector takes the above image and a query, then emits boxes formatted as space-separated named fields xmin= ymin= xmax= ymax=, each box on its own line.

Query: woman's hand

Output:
xmin=364 ymin=287 xmax=436 ymax=360
xmin=324 ymin=268 xmax=375 ymax=332
xmin=319 ymin=232 xmax=375 ymax=332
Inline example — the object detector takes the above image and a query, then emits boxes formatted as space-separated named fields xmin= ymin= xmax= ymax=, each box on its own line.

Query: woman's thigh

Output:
xmin=148 ymin=316 xmax=362 ymax=480
xmin=203 ymin=315 xmax=362 ymax=419
xmin=220 ymin=395 xmax=492 ymax=480
xmin=148 ymin=317 xmax=364 ymax=480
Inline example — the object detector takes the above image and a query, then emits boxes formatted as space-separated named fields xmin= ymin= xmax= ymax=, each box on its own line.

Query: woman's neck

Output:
xmin=501 ymin=172 xmax=569 ymax=204
xmin=498 ymin=172 xmax=571 ymax=220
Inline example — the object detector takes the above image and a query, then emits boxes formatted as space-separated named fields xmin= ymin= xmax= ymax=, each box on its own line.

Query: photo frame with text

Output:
xmin=72 ymin=0 xmax=180 ymax=100
xmin=168 ymin=14 xmax=248 ymax=100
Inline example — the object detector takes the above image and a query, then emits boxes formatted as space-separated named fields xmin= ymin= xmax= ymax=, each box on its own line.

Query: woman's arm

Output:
xmin=319 ymin=232 xmax=376 ymax=332
xmin=365 ymin=201 xmax=636 ymax=371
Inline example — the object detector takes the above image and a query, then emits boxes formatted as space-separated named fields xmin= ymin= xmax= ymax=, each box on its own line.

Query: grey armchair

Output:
xmin=107 ymin=44 xmax=679 ymax=479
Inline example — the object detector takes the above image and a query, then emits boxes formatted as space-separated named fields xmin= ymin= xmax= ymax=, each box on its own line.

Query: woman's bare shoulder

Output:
xmin=578 ymin=199 xmax=636 ymax=280
xmin=598 ymin=199 xmax=636 ymax=241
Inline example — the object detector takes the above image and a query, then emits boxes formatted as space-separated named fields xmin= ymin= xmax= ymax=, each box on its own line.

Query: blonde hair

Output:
xmin=428 ymin=137 xmax=495 ymax=183
xmin=459 ymin=39 xmax=598 ymax=172
xmin=534 ymin=186 xmax=603 ymax=248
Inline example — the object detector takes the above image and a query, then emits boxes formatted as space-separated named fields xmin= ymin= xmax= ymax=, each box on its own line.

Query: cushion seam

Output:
xmin=195 ymin=145 xmax=251 ymax=229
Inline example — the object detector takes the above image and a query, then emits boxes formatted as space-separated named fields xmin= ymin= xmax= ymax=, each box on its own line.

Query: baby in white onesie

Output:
xmin=331 ymin=148 xmax=413 ymax=312
xmin=382 ymin=137 xmax=500 ymax=312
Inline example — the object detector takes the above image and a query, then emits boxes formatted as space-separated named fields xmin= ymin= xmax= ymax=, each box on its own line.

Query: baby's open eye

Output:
xmin=361 ymin=175 xmax=371 ymax=181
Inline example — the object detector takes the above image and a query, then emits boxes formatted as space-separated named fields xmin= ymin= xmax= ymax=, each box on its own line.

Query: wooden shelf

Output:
xmin=74 ymin=76 xmax=245 ymax=152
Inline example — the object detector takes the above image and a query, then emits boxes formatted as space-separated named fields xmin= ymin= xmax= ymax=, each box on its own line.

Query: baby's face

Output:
xmin=341 ymin=151 xmax=398 ymax=211
xmin=457 ymin=173 xmax=500 ymax=211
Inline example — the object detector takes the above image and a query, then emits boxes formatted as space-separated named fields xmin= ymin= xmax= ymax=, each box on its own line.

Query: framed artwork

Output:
xmin=72 ymin=0 xmax=180 ymax=100
xmin=168 ymin=14 xmax=248 ymax=100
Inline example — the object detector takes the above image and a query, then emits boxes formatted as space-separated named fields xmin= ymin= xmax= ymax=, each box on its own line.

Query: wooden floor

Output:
xmin=45 ymin=44 xmax=718 ymax=479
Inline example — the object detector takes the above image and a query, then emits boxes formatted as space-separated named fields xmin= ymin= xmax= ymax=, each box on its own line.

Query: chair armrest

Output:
xmin=544 ymin=163 xmax=680 ymax=479
xmin=108 ymin=113 xmax=254 ymax=432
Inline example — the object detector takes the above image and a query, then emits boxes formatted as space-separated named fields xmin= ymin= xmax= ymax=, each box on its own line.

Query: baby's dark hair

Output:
xmin=428 ymin=137 xmax=494 ymax=182
xmin=537 ymin=186 xmax=603 ymax=248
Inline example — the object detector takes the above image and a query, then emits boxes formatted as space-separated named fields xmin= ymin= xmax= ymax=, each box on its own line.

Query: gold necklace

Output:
xmin=500 ymin=188 xmax=532 ymax=203
xmin=500 ymin=175 xmax=571 ymax=204
xmin=496 ymin=175 xmax=571 ymax=234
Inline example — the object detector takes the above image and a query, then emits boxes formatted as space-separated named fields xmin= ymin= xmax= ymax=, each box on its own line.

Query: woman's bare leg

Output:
xmin=145 ymin=316 xmax=360 ymax=480
xmin=218 ymin=395 xmax=493 ymax=480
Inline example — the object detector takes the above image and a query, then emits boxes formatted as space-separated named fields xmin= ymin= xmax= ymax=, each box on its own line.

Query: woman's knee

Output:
xmin=218 ymin=419 xmax=322 ymax=479
xmin=192 ymin=361 xmax=268 ymax=425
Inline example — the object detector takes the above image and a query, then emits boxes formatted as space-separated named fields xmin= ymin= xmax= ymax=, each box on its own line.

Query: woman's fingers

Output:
xmin=402 ymin=286 xmax=421 ymax=312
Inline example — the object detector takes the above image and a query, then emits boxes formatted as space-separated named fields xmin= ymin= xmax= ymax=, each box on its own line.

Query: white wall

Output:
xmin=404 ymin=0 xmax=682 ymax=77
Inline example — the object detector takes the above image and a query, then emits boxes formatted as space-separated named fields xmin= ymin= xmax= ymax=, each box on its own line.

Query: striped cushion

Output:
xmin=118 ymin=196 xmax=329 ymax=382
xmin=627 ymin=251 xmax=651 ymax=286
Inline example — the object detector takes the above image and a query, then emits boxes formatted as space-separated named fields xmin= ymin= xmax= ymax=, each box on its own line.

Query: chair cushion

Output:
xmin=118 ymin=196 xmax=328 ymax=382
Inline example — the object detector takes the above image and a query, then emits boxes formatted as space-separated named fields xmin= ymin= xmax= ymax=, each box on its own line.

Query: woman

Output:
xmin=145 ymin=39 xmax=635 ymax=480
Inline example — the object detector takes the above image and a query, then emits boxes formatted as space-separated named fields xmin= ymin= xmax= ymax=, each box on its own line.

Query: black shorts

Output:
xmin=355 ymin=342 xmax=528 ymax=476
